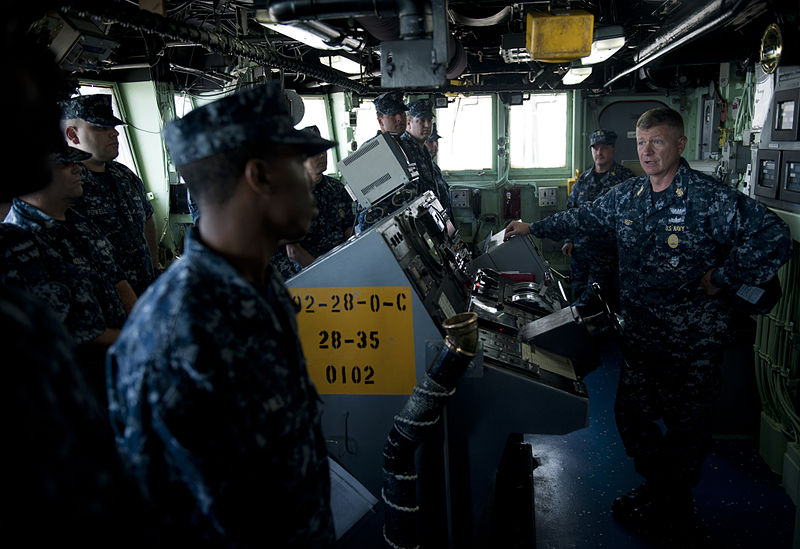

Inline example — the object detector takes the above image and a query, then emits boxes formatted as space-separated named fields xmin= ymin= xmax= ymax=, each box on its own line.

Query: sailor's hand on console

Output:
xmin=503 ymin=220 xmax=530 ymax=241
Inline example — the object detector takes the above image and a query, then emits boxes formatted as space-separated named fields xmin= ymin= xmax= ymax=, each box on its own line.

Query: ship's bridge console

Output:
xmin=286 ymin=191 xmax=607 ymax=546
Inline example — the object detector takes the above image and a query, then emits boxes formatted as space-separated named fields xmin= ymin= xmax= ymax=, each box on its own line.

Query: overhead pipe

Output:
xmin=261 ymin=0 xmax=398 ymax=23
xmin=382 ymin=312 xmax=478 ymax=549
xmin=604 ymin=0 xmax=750 ymax=88
xmin=264 ymin=0 xmax=430 ymax=39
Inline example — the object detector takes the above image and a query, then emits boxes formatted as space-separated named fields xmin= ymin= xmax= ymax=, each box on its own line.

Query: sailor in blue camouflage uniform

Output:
xmin=1 ymin=18 xmax=160 ymax=546
xmin=400 ymin=99 xmax=453 ymax=216
xmin=563 ymin=129 xmax=634 ymax=307
xmin=374 ymin=90 xmax=409 ymax=136
xmin=0 ymin=223 xmax=72 ymax=322
xmin=425 ymin=123 xmax=442 ymax=158
xmin=352 ymin=91 xmax=412 ymax=233
xmin=107 ymin=82 xmax=336 ymax=548
xmin=424 ymin=123 xmax=453 ymax=216
xmin=280 ymin=125 xmax=355 ymax=273
xmin=5 ymin=144 xmax=136 ymax=400
xmin=60 ymin=94 xmax=158 ymax=296
xmin=505 ymin=107 xmax=792 ymax=537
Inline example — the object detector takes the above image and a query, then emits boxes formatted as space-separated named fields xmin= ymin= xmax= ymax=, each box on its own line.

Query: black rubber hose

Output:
xmin=382 ymin=312 xmax=478 ymax=549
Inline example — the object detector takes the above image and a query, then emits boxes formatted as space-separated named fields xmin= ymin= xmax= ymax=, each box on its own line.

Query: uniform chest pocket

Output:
xmin=657 ymin=225 xmax=703 ymax=272
xmin=616 ymin=216 xmax=643 ymax=252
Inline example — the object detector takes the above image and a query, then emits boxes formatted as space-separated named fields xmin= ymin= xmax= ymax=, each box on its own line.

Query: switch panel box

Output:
xmin=450 ymin=189 xmax=471 ymax=208
xmin=539 ymin=186 xmax=557 ymax=207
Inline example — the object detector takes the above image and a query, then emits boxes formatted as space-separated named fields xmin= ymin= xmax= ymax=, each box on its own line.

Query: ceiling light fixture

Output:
xmin=321 ymin=55 xmax=363 ymax=75
xmin=562 ymin=66 xmax=592 ymax=85
xmin=263 ymin=23 xmax=339 ymax=50
xmin=581 ymin=25 xmax=626 ymax=65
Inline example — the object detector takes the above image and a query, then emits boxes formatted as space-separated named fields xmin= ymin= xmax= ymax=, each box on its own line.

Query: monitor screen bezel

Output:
xmin=779 ymin=149 xmax=800 ymax=204
xmin=753 ymin=148 xmax=781 ymax=199
xmin=771 ymin=88 xmax=800 ymax=141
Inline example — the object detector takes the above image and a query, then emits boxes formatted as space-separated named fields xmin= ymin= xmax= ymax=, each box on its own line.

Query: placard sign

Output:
xmin=290 ymin=286 xmax=416 ymax=395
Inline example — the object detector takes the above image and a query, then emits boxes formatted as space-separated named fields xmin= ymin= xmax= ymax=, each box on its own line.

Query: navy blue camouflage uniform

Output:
xmin=107 ymin=82 xmax=335 ymax=547
xmin=400 ymin=132 xmax=453 ymax=215
xmin=271 ymin=247 xmax=300 ymax=280
xmin=273 ymin=174 xmax=356 ymax=279
xmin=565 ymin=160 xmax=634 ymax=306
xmin=400 ymin=100 xmax=452 ymax=215
xmin=60 ymin=94 xmax=156 ymax=296
xmin=72 ymin=162 xmax=155 ymax=296
xmin=4 ymin=198 xmax=127 ymax=344
xmin=108 ymin=228 xmax=333 ymax=547
xmin=2 ymin=284 xmax=161 ymax=548
xmin=529 ymin=158 xmax=792 ymax=490
xmin=5 ymin=198 xmax=129 ymax=402
xmin=305 ymin=174 xmax=356 ymax=257
xmin=0 ymin=223 xmax=72 ymax=322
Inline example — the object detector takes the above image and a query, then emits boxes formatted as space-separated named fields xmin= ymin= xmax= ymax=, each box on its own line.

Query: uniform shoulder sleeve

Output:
xmin=709 ymin=190 xmax=792 ymax=288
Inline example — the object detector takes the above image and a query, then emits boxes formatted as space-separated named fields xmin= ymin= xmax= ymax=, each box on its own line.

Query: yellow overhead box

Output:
xmin=526 ymin=10 xmax=594 ymax=63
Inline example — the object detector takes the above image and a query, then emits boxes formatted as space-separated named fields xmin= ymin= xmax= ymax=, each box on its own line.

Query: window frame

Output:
xmin=506 ymin=91 xmax=575 ymax=180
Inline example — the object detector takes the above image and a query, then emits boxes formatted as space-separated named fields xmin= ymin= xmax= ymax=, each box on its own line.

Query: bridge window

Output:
xmin=352 ymin=100 xmax=379 ymax=150
xmin=436 ymin=95 xmax=493 ymax=171
xmin=174 ymin=93 xmax=194 ymax=118
xmin=298 ymin=96 xmax=335 ymax=174
xmin=509 ymin=93 xmax=568 ymax=169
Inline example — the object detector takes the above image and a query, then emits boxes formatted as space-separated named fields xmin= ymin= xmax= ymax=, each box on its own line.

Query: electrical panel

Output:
xmin=450 ymin=189 xmax=471 ymax=208
xmin=754 ymin=65 xmax=800 ymax=213
xmin=503 ymin=188 xmax=521 ymax=219
xmin=539 ymin=186 xmax=558 ymax=207
xmin=698 ymin=96 xmax=722 ymax=160
xmin=44 ymin=13 xmax=119 ymax=73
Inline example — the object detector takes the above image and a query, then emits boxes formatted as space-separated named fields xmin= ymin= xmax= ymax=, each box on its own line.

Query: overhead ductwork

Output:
xmin=262 ymin=0 xmax=468 ymax=80
xmin=605 ymin=0 xmax=751 ymax=88
xmin=58 ymin=1 xmax=369 ymax=93
xmin=357 ymin=14 xmax=467 ymax=79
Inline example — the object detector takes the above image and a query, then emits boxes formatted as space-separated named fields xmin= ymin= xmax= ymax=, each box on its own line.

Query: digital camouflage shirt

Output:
xmin=5 ymin=199 xmax=127 ymax=343
xmin=304 ymin=174 xmax=356 ymax=259
xmin=400 ymin=131 xmax=452 ymax=214
xmin=530 ymin=158 xmax=791 ymax=353
xmin=108 ymin=226 xmax=334 ymax=548
xmin=565 ymin=161 xmax=634 ymax=300
xmin=72 ymin=161 xmax=155 ymax=295
xmin=1 ymin=285 xmax=160 ymax=547
xmin=0 ymin=223 xmax=72 ymax=323
xmin=271 ymin=174 xmax=356 ymax=279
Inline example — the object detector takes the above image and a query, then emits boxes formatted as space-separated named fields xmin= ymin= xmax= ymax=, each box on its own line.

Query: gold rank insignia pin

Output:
xmin=624 ymin=219 xmax=632 ymax=225
xmin=676 ymin=188 xmax=684 ymax=197
xmin=636 ymin=186 xmax=644 ymax=196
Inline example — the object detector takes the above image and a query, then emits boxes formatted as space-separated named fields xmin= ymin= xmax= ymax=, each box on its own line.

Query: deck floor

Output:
xmin=527 ymin=343 xmax=796 ymax=548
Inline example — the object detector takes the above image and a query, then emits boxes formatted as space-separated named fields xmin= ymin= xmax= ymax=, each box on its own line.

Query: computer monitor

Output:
xmin=337 ymin=133 xmax=415 ymax=208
